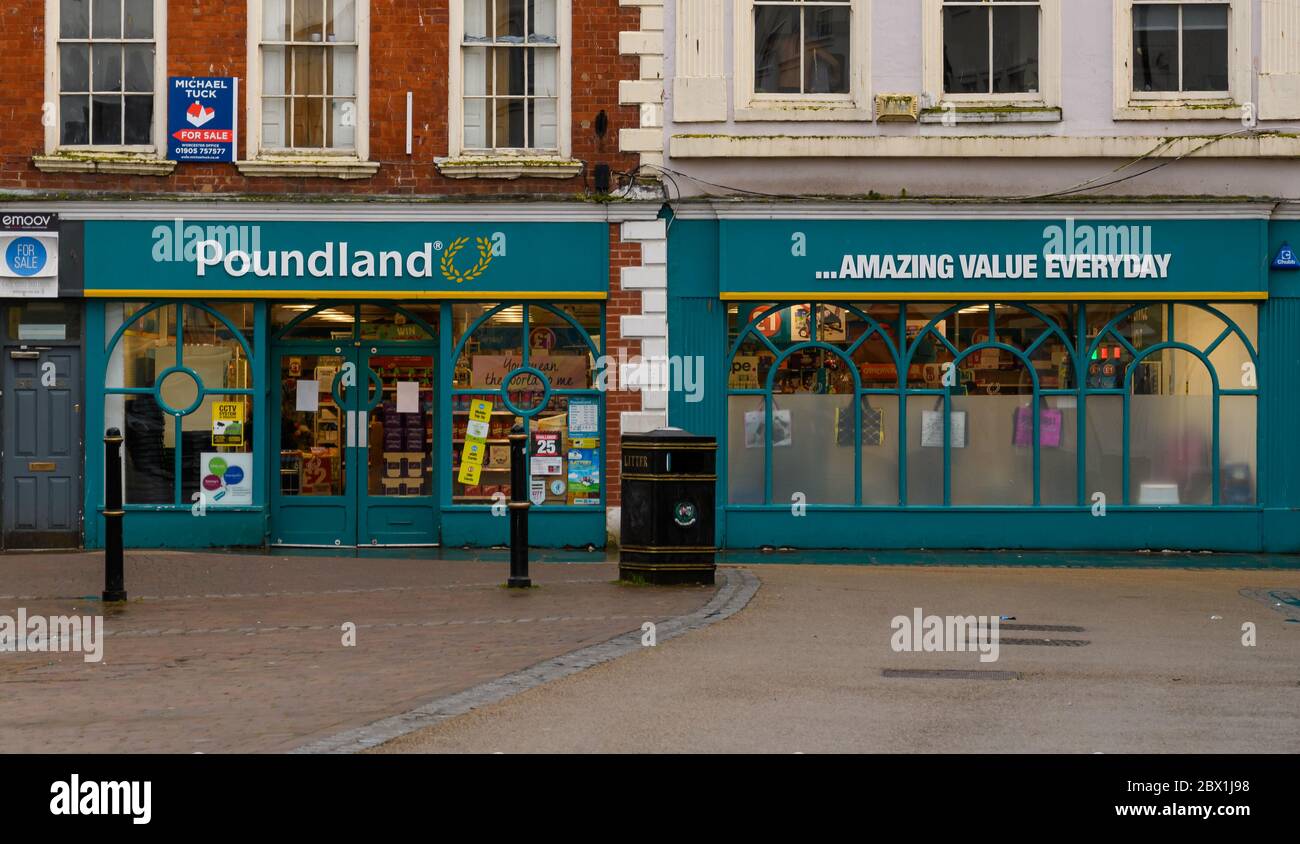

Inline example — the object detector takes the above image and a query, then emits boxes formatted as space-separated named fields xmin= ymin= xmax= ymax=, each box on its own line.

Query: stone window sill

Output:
xmin=236 ymin=157 xmax=380 ymax=180
xmin=33 ymin=153 xmax=176 ymax=175
xmin=435 ymin=155 xmax=583 ymax=180
xmin=1114 ymin=101 xmax=1242 ymax=121
xmin=919 ymin=106 xmax=1062 ymax=124
xmin=735 ymin=102 xmax=872 ymax=122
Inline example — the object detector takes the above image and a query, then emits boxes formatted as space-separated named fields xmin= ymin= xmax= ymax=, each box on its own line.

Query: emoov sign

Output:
xmin=0 ymin=213 xmax=58 ymax=297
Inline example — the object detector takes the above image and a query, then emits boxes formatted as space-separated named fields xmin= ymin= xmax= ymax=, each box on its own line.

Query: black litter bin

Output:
xmin=619 ymin=428 xmax=716 ymax=585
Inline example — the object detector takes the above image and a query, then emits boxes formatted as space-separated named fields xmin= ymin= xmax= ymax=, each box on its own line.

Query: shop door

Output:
xmin=2 ymin=347 xmax=82 ymax=549
xmin=271 ymin=343 xmax=437 ymax=548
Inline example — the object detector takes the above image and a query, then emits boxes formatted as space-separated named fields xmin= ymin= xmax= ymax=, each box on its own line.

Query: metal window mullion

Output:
xmin=943 ymin=387 xmax=952 ymax=506
xmin=898 ymin=303 xmax=908 ymax=506
xmin=1176 ymin=4 xmax=1184 ymax=93
xmin=987 ymin=5 xmax=995 ymax=95
xmin=1075 ymin=305 xmax=1087 ymax=507
xmin=799 ymin=6 xmax=806 ymax=94
xmin=1211 ymin=382 xmax=1221 ymax=505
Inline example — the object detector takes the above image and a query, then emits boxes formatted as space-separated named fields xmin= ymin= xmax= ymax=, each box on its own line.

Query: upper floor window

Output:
xmin=56 ymin=0 xmax=158 ymax=146
xmin=1113 ymin=0 xmax=1245 ymax=118
xmin=461 ymin=0 xmax=560 ymax=151
xmin=753 ymin=0 xmax=852 ymax=95
xmin=941 ymin=0 xmax=1040 ymax=96
xmin=1132 ymin=2 xmax=1229 ymax=93
xmin=259 ymin=0 xmax=359 ymax=151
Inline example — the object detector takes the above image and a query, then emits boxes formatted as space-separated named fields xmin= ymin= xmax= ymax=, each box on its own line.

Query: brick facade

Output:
xmin=0 ymin=0 xmax=641 ymax=195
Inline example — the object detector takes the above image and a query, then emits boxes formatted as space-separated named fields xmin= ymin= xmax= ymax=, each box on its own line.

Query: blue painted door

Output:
xmin=3 ymin=346 xmax=82 ymax=549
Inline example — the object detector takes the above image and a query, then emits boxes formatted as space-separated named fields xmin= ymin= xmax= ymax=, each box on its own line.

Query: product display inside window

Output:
xmin=450 ymin=303 xmax=601 ymax=507
xmin=727 ymin=301 xmax=1257 ymax=508
xmin=104 ymin=302 xmax=256 ymax=506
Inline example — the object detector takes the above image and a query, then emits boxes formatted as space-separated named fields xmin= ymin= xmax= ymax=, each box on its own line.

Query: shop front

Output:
xmin=0 ymin=212 xmax=84 ymax=550
xmin=79 ymin=213 xmax=610 ymax=551
xmin=668 ymin=206 xmax=1300 ymax=553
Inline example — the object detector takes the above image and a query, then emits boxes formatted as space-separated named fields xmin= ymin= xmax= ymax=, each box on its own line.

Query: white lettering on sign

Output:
xmin=815 ymin=218 xmax=1177 ymax=284
xmin=825 ymin=252 xmax=1171 ymax=281
xmin=195 ymin=240 xmax=443 ymax=280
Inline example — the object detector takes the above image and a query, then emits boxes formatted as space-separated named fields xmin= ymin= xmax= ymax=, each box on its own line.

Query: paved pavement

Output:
xmin=378 ymin=564 xmax=1300 ymax=753
xmin=0 ymin=551 xmax=714 ymax=753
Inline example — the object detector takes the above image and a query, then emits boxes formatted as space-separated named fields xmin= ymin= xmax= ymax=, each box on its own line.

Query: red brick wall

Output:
xmin=0 ymin=0 xmax=639 ymax=195
xmin=604 ymin=222 xmax=643 ymax=508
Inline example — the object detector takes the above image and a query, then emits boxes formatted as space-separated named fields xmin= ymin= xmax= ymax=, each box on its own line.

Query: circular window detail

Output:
xmin=156 ymin=367 xmax=204 ymax=416
xmin=501 ymin=367 xmax=551 ymax=416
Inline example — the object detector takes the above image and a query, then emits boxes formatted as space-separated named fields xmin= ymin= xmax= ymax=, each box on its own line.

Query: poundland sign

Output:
xmin=82 ymin=219 xmax=608 ymax=298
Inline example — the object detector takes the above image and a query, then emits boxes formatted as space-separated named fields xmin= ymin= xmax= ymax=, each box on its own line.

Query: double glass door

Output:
xmin=272 ymin=342 xmax=436 ymax=547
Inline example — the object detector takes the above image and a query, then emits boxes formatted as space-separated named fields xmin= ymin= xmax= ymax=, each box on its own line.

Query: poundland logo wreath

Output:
xmin=440 ymin=236 xmax=495 ymax=283
xmin=193 ymin=231 xmax=507 ymax=282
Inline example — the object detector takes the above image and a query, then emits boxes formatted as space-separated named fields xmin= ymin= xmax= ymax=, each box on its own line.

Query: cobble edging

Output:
xmin=291 ymin=567 xmax=760 ymax=754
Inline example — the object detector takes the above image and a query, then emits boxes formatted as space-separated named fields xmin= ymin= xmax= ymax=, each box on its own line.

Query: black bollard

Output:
xmin=103 ymin=428 xmax=128 ymax=603
xmin=507 ymin=421 xmax=531 ymax=588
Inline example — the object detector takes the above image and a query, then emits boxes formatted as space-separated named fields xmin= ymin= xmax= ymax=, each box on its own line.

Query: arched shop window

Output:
xmin=451 ymin=303 xmax=603 ymax=507
xmin=725 ymin=301 xmax=1258 ymax=509
xmin=104 ymin=303 xmax=256 ymax=506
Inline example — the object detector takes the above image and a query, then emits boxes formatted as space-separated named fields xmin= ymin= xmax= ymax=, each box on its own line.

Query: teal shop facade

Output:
xmin=75 ymin=206 xmax=630 ymax=551
xmin=668 ymin=203 xmax=1300 ymax=553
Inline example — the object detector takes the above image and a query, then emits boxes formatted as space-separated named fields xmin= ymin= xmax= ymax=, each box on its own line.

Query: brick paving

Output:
xmin=0 ymin=551 xmax=715 ymax=753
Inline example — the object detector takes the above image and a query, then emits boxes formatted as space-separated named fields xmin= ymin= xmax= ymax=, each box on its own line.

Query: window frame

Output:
xmin=922 ymin=0 xmax=1060 ymax=112
xmin=734 ymin=0 xmax=871 ymax=122
xmin=447 ymin=0 xmax=573 ymax=159
xmin=245 ymin=0 xmax=371 ymax=161
xmin=1113 ymin=0 xmax=1249 ymax=120
xmin=723 ymin=300 xmax=1259 ymax=510
xmin=43 ymin=0 xmax=169 ymax=155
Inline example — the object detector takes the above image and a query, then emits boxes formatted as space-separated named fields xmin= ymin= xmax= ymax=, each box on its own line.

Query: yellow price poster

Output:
xmin=211 ymin=401 xmax=245 ymax=446
xmin=457 ymin=460 xmax=481 ymax=486
xmin=458 ymin=399 xmax=493 ymax=486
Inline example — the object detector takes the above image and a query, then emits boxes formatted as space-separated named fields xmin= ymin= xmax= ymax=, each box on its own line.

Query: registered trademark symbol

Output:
xmin=433 ymin=240 xmax=444 ymax=251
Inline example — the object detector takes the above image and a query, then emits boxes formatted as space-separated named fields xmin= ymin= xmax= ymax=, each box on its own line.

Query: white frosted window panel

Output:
xmin=263 ymin=0 xmax=287 ymax=41
xmin=331 ymin=100 xmax=356 ymax=147
xmin=532 ymin=47 xmax=557 ymax=96
xmin=330 ymin=0 xmax=356 ymax=41
xmin=530 ymin=0 xmax=557 ymax=41
xmin=261 ymin=97 xmax=286 ymax=147
xmin=332 ymin=46 xmax=357 ymax=96
xmin=296 ymin=380 xmax=320 ymax=412
xmin=532 ymin=97 xmax=557 ymax=149
xmin=463 ymin=98 xmax=487 ymax=147
xmin=770 ymin=395 xmax=854 ymax=504
xmin=463 ymin=46 xmax=488 ymax=95
xmin=262 ymin=46 xmax=286 ymax=95
xmin=465 ymin=0 xmax=489 ymax=40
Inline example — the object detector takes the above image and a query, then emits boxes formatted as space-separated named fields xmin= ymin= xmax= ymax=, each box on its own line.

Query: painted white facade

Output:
xmin=620 ymin=0 xmax=1300 ymax=198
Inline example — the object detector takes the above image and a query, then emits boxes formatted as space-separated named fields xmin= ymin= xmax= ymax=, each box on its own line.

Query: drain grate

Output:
xmin=999 ymin=623 xmax=1086 ymax=633
xmin=1000 ymin=637 xmax=1090 ymax=647
xmin=882 ymin=668 xmax=1021 ymax=680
